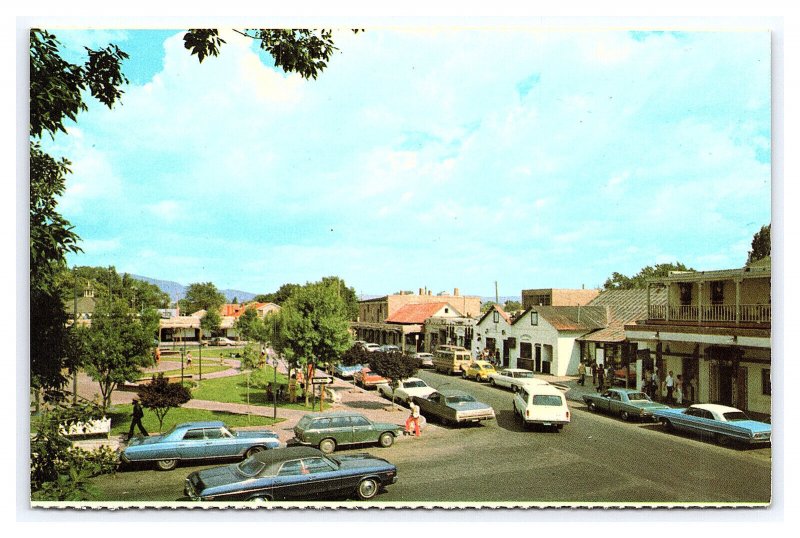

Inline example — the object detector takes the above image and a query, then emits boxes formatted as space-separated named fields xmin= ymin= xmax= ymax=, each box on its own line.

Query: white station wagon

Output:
xmin=512 ymin=384 xmax=571 ymax=431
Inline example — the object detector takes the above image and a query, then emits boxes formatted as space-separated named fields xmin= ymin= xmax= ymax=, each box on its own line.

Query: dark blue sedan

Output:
xmin=121 ymin=421 xmax=281 ymax=470
xmin=184 ymin=446 xmax=398 ymax=502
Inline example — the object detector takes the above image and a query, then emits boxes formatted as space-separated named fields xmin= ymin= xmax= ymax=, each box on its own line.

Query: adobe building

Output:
xmin=521 ymin=288 xmax=600 ymax=309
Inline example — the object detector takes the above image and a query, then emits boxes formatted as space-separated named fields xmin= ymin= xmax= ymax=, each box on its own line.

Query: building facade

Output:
xmin=521 ymin=288 xmax=600 ymax=309
xmin=624 ymin=260 xmax=771 ymax=419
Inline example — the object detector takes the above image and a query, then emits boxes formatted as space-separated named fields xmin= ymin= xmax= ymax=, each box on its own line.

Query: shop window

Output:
xmin=762 ymin=368 xmax=771 ymax=396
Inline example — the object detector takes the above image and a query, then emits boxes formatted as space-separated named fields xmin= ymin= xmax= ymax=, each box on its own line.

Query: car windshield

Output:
xmin=237 ymin=458 xmax=267 ymax=477
xmin=296 ymin=416 xmax=314 ymax=429
xmin=627 ymin=392 xmax=650 ymax=401
xmin=445 ymin=394 xmax=476 ymax=404
xmin=404 ymin=381 xmax=427 ymax=388
xmin=723 ymin=411 xmax=750 ymax=422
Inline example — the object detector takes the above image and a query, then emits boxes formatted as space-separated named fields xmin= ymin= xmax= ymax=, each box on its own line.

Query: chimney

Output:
xmin=419 ymin=288 xmax=424 ymax=296
xmin=454 ymin=288 xmax=460 ymax=296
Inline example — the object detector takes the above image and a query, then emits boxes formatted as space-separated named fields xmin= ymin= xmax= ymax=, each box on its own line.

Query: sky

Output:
xmin=42 ymin=25 xmax=772 ymax=299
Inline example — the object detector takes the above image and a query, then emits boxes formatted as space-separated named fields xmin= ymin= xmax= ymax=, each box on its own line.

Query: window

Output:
xmin=183 ymin=429 xmax=205 ymax=440
xmin=302 ymin=457 xmax=336 ymax=474
xmin=311 ymin=418 xmax=331 ymax=430
xmin=710 ymin=281 xmax=724 ymax=305
xmin=204 ymin=428 xmax=224 ymax=439
xmin=329 ymin=416 xmax=351 ymax=428
xmin=530 ymin=311 xmax=539 ymax=326
xmin=350 ymin=416 xmax=371 ymax=427
xmin=531 ymin=395 xmax=563 ymax=406
xmin=762 ymin=369 xmax=771 ymax=396
xmin=278 ymin=460 xmax=304 ymax=476
xmin=679 ymin=283 xmax=692 ymax=306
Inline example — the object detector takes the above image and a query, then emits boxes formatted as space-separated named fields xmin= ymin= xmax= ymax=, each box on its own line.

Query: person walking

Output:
xmin=675 ymin=374 xmax=684 ymax=405
xmin=405 ymin=401 xmax=422 ymax=437
xmin=128 ymin=398 xmax=148 ymax=439
xmin=592 ymin=362 xmax=598 ymax=386
xmin=578 ymin=362 xmax=586 ymax=386
xmin=596 ymin=363 xmax=605 ymax=392
xmin=665 ymin=371 xmax=675 ymax=403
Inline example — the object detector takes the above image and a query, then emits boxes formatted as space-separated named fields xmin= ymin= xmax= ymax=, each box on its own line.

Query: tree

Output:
xmin=272 ymin=280 xmax=352 ymax=405
xmin=254 ymin=283 xmax=302 ymax=305
xmin=137 ymin=374 xmax=192 ymax=433
xmin=481 ymin=301 xmax=498 ymax=313
xmin=30 ymin=28 xmax=355 ymax=397
xmin=320 ymin=276 xmax=359 ymax=321
xmin=503 ymin=300 xmax=522 ymax=312
xmin=367 ymin=351 xmax=418 ymax=408
xmin=200 ymin=309 xmax=221 ymax=342
xmin=603 ymin=262 xmax=694 ymax=290
xmin=73 ymin=299 xmax=154 ymax=411
xmin=340 ymin=344 xmax=370 ymax=367
xmin=180 ymin=282 xmax=226 ymax=314
xmin=747 ymin=224 xmax=771 ymax=265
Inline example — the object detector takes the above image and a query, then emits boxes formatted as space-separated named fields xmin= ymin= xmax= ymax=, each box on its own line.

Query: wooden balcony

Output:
xmin=648 ymin=304 xmax=771 ymax=325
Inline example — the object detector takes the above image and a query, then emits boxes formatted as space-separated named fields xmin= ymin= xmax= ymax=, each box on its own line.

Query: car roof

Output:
xmin=303 ymin=411 xmax=368 ymax=419
xmin=402 ymin=377 xmax=424 ymax=383
xmin=251 ymin=446 xmax=325 ymax=465
xmin=690 ymin=403 xmax=741 ymax=414
xmin=175 ymin=421 xmax=226 ymax=429
xmin=438 ymin=389 xmax=472 ymax=397
xmin=521 ymin=384 xmax=564 ymax=396
xmin=501 ymin=368 xmax=533 ymax=373
xmin=473 ymin=360 xmax=494 ymax=365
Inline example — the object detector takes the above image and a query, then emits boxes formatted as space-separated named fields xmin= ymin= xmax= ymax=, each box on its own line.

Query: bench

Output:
xmin=59 ymin=417 xmax=112 ymax=439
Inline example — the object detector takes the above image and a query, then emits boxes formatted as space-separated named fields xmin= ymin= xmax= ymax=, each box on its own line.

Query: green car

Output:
xmin=292 ymin=412 xmax=404 ymax=454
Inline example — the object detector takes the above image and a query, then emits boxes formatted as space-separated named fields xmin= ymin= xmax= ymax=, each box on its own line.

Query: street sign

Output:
xmin=311 ymin=377 xmax=334 ymax=385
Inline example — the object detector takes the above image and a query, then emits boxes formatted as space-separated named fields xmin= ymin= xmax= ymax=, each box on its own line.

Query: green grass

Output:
xmin=106 ymin=404 xmax=284 ymax=435
xmin=190 ymin=372 xmax=330 ymax=411
xmin=157 ymin=364 xmax=231 ymax=377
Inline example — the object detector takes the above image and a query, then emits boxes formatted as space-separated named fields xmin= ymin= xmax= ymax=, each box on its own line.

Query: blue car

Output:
xmin=652 ymin=403 xmax=771 ymax=446
xmin=334 ymin=363 xmax=364 ymax=379
xmin=122 ymin=421 xmax=281 ymax=470
xmin=184 ymin=446 xmax=398 ymax=501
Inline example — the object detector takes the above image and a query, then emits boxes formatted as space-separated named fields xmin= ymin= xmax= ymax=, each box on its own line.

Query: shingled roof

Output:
xmin=518 ymin=306 xmax=608 ymax=331
xmin=385 ymin=302 xmax=459 ymax=324
xmin=578 ymin=289 xmax=665 ymax=342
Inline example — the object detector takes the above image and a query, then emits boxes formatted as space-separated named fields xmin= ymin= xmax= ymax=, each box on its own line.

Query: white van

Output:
xmin=512 ymin=384 xmax=570 ymax=431
xmin=432 ymin=345 xmax=472 ymax=375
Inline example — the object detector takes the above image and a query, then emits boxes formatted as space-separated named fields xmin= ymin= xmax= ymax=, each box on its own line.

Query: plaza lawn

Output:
xmin=190 ymin=372 xmax=329 ymax=411
xmin=107 ymin=404 xmax=283 ymax=435
xmin=157 ymin=363 xmax=231 ymax=377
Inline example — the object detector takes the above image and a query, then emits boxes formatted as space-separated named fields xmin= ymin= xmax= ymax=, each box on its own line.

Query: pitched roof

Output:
xmin=517 ymin=306 xmax=608 ymax=331
xmin=385 ymin=302 xmax=458 ymax=324
xmin=476 ymin=304 xmax=512 ymax=325
xmin=588 ymin=288 xmax=666 ymax=309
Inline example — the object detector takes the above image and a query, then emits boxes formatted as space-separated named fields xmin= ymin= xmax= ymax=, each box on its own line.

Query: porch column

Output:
xmin=646 ymin=283 xmax=651 ymax=319
xmin=697 ymin=281 xmax=704 ymax=325
xmin=665 ymin=283 xmax=671 ymax=321
xmin=735 ymin=278 xmax=742 ymax=324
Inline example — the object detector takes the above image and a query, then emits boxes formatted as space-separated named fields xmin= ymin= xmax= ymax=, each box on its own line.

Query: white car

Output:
xmin=377 ymin=377 xmax=437 ymax=403
xmin=364 ymin=343 xmax=381 ymax=353
xmin=414 ymin=352 xmax=434 ymax=368
xmin=512 ymin=384 xmax=571 ymax=430
xmin=487 ymin=368 xmax=550 ymax=391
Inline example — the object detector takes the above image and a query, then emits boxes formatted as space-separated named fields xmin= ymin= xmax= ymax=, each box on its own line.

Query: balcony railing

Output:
xmin=648 ymin=304 xmax=770 ymax=324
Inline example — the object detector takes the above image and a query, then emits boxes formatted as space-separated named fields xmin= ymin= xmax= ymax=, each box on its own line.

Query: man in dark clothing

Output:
xmin=128 ymin=399 xmax=148 ymax=439
xmin=596 ymin=363 xmax=605 ymax=392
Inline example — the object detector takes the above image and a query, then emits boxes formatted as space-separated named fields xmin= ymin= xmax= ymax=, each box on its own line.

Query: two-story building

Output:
xmin=624 ymin=258 xmax=771 ymax=419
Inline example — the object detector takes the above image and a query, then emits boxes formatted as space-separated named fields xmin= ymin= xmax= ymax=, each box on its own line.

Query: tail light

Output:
xmin=566 ymin=410 xmax=570 ymax=420
xmin=526 ymin=409 xmax=530 ymax=418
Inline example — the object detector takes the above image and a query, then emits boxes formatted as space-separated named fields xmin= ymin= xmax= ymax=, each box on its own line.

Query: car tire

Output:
xmin=250 ymin=495 xmax=272 ymax=502
xmin=620 ymin=410 xmax=630 ymax=421
xmin=156 ymin=458 xmax=178 ymax=471
xmin=378 ymin=432 xmax=394 ymax=448
xmin=587 ymin=401 xmax=596 ymax=412
xmin=661 ymin=418 xmax=674 ymax=432
xmin=489 ymin=379 xmax=496 ymax=387
xmin=319 ymin=438 xmax=336 ymax=454
xmin=462 ymin=371 xmax=468 ymax=379
xmin=356 ymin=478 xmax=380 ymax=500
xmin=245 ymin=446 xmax=265 ymax=458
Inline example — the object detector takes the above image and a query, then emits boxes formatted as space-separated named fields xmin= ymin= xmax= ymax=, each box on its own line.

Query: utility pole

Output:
xmin=495 ymin=281 xmax=499 ymax=305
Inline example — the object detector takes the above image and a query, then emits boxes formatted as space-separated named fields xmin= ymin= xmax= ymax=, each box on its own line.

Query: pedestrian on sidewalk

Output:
xmin=665 ymin=371 xmax=675 ymax=403
xmin=675 ymin=374 xmax=684 ymax=405
xmin=592 ymin=362 xmax=598 ymax=386
xmin=596 ymin=363 xmax=605 ymax=392
xmin=405 ymin=401 xmax=421 ymax=437
xmin=578 ymin=362 xmax=586 ymax=386
xmin=128 ymin=399 xmax=148 ymax=439
xmin=186 ymin=351 xmax=193 ymax=366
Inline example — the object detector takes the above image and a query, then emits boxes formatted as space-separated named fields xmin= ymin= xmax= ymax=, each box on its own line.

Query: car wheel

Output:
xmin=489 ymin=379 xmax=496 ymax=387
xmin=620 ymin=410 xmax=630 ymax=421
xmin=356 ymin=477 xmax=379 ymax=500
xmin=250 ymin=495 xmax=272 ymax=502
xmin=661 ymin=418 xmax=674 ymax=432
xmin=245 ymin=446 xmax=265 ymax=458
xmin=378 ymin=432 xmax=394 ymax=448
xmin=156 ymin=458 xmax=177 ymax=471
xmin=319 ymin=438 xmax=336 ymax=454
xmin=462 ymin=371 xmax=468 ymax=379
xmin=587 ymin=401 xmax=596 ymax=412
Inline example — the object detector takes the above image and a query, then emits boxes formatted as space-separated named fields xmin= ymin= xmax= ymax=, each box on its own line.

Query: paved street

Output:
xmin=88 ymin=369 xmax=771 ymax=505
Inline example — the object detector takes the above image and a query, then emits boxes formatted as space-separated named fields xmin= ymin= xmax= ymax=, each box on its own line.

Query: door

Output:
xmin=502 ymin=340 xmax=510 ymax=367
xmin=350 ymin=415 xmax=375 ymax=444
xmin=535 ymin=345 xmax=542 ymax=372
xmin=718 ymin=363 xmax=734 ymax=406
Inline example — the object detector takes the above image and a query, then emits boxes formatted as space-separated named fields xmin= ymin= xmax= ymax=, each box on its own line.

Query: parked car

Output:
xmin=209 ymin=337 xmax=237 ymax=347
xmin=377 ymin=377 xmax=437 ymax=403
xmin=334 ymin=363 xmax=364 ymax=379
xmin=582 ymin=388 xmax=670 ymax=421
xmin=121 ymin=421 xmax=281 ymax=471
xmin=184 ymin=446 xmax=398 ymax=501
xmin=613 ymin=367 xmax=638 ymax=386
xmin=432 ymin=345 xmax=472 ymax=375
xmin=652 ymin=403 xmax=771 ymax=446
xmin=377 ymin=345 xmax=401 ymax=353
xmin=462 ymin=360 xmax=497 ymax=381
xmin=512 ymin=384 xmax=570 ymax=431
xmin=412 ymin=389 xmax=495 ymax=426
xmin=487 ymin=368 xmax=549 ymax=391
xmin=413 ymin=352 xmax=434 ymax=368
xmin=354 ymin=367 xmax=389 ymax=388
xmin=292 ymin=411 xmax=403 ymax=454
xmin=363 ymin=343 xmax=381 ymax=352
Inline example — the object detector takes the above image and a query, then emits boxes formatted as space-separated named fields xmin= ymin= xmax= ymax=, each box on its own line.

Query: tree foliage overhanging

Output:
xmin=603 ymin=262 xmax=694 ymax=290
xmin=747 ymin=224 xmax=771 ymax=265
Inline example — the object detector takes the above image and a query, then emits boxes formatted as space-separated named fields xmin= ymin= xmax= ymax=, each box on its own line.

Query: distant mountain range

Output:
xmin=129 ymin=274 xmax=517 ymax=306
xmin=129 ymin=275 xmax=257 ymax=304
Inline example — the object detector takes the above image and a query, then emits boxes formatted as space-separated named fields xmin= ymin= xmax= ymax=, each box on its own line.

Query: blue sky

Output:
xmin=45 ymin=27 xmax=771 ymax=298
